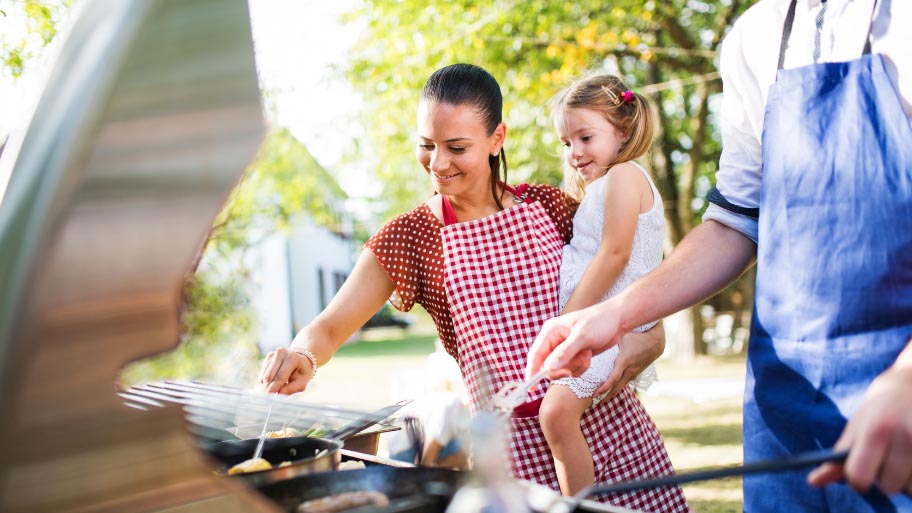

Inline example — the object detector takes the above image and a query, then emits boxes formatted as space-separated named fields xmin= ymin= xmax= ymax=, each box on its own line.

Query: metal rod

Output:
xmin=583 ymin=448 xmax=849 ymax=497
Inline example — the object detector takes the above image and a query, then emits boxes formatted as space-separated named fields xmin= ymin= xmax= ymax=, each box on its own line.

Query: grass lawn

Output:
xmin=643 ymin=356 xmax=746 ymax=513
xmin=313 ymin=326 xmax=746 ymax=513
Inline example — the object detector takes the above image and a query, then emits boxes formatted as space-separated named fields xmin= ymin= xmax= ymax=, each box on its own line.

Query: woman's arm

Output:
xmin=259 ymin=249 xmax=395 ymax=394
xmin=561 ymin=163 xmax=647 ymax=314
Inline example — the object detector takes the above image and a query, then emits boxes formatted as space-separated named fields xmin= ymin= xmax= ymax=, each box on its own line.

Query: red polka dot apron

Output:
xmin=441 ymin=186 xmax=689 ymax=513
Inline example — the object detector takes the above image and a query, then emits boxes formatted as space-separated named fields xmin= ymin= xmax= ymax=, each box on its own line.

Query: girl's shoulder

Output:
xmin=609 ymin=160 xmax=649 ymax=177
xmin=605 ymin=162 xmax=655 ymax=190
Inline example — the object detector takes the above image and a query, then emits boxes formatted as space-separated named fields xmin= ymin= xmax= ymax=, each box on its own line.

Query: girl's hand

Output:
xmin=594 ymin=322 xmax=665 ymax=398
xmin=807 ymin=360 xmax=912 ymax=496
xmin=258 ymin=347 xmax=314 ymax=394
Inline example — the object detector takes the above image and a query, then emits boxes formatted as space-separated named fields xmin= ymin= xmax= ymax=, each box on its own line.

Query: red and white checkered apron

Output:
xmin=442 ymin=190 xmax=689 ymax=513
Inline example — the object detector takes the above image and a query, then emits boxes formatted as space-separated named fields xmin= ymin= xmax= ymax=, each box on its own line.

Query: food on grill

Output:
xmin=296 ymin=490 xmax=390 ymax=513
xmin=266 ymin=427 xmax=301 ymax=439
xmin=228 ymin=457 xmax=273 ymax=475
xmin=337 ymin=460 xmax=367 ymax=471
xmin=301 ymin=425 xmax=330 ymax=438
xmin=264 ymin=425 xmax=329 ymax=439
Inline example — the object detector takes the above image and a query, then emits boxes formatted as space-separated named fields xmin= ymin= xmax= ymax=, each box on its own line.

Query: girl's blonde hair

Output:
xmin=550 ymin=74 xmax=655 ymax=201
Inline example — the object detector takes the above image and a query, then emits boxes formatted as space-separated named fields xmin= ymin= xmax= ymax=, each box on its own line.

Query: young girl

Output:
xmin=539 ymin=74 xmax=665 ymax=496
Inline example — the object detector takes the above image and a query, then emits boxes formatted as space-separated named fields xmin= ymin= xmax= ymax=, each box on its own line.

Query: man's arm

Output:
xmin=614 ymin=219 xmax=757 ymax=332
xmin=527 ymin=220 xmax=757 ymax=378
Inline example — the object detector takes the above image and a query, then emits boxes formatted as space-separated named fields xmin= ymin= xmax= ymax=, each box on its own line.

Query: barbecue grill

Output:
xmin=0 ymin=2 xmax=641 ymax=513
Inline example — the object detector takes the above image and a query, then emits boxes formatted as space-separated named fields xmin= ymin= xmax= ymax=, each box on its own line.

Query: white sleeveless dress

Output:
xmin=554 ymin=163 xmax=665 ymax=401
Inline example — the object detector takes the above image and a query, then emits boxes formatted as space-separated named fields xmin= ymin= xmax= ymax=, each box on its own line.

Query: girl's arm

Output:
xmin=561 ymin=162 xmax=649 ymax=314
xmin=259 ymin=249 xmax=396 ymax=394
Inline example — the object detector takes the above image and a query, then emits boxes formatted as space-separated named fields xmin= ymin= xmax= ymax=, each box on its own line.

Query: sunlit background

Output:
xmin=0 ymin=0 xmax=753 ymax=386
xmin=1 ymin=3 xmax=751 ymax=508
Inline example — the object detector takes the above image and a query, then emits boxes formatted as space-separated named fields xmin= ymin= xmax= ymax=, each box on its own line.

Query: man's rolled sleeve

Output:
xmin=702 ymin=204 xmax=759 ymax=244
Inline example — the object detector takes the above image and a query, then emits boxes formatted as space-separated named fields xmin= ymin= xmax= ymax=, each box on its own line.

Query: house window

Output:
xmin=317 ymin=268 xmax=326 ymax=310
xmin=333 ymin=272 xmax=347 ymax=295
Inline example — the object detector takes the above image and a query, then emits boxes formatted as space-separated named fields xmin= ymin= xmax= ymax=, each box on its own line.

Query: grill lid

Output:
xmin=0 ymin=0 xmax=268 ymax=511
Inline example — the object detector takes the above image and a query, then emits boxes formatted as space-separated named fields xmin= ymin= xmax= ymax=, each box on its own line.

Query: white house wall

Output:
xmin=251 ymin=221 xmax=354 ymax=354
xmin=287 ymin=224 xmax=355 ymax=340
xmin=249 ymin=231 xmax=294 ymax=353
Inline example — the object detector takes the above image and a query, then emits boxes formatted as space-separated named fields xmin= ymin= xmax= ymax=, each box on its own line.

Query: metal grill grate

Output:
xmin=120 ymin=381 xmax=406 ymax=446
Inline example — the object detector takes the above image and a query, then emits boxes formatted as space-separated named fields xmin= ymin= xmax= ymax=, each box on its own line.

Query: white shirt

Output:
xmin=703 ymin=0 xmax=912 ymax=242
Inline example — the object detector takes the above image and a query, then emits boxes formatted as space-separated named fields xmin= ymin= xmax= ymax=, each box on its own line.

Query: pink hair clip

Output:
xmin=622 ymin=90 xmax=634 ymax=103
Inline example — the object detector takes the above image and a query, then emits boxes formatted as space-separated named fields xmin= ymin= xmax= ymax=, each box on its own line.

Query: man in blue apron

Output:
xmin=526 ymin=1 xmax=912 ymax=511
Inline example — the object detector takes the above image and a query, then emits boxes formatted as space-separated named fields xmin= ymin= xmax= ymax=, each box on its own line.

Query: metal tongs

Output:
xmin=491 ymin=369 xmax=548 ymax=414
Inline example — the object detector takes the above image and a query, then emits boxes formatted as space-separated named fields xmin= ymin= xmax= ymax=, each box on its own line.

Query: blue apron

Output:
xmin=745 ymin=1 xmax=912 ymax=511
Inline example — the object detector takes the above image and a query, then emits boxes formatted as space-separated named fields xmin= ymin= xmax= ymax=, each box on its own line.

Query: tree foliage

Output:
xmin=0 ymin=0 xmax=70 ymax=78
xmin=343 ymin=0 xmax=754 ymax=355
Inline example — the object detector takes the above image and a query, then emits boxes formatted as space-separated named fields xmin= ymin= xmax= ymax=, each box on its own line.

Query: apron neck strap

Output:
xmin=777 ymin=0 xmax=879 ymax=72
xmin=777 ymin=0 xmax=799 ymax=71
xmin=441 ymin=194 xmax=458 ymax=226
xmin=862 ymin=0 xmax=878 ymax=55
xmin=439 ymin=182 xmax=529 ymax=226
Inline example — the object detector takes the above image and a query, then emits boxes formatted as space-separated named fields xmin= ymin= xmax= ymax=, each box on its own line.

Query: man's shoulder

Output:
xmin=727 ymin=0 xmax=790 ymax=44
xmin=720 ymin=0 xmax=791 ymax=89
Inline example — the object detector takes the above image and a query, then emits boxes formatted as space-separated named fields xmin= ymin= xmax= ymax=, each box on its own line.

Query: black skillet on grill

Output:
xmin=204 ymin=436 xmax=345 ymax=487
xmin=202 ymin=400 xmax=411 ymax=486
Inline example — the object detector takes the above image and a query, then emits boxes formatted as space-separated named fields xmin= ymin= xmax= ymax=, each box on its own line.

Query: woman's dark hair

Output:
xmin=421 ymin=63 xmax=508 ymax=209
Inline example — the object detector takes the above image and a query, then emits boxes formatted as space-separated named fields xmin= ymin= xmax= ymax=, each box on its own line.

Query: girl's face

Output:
xmin=416 ymin=100 xmax=505 ymax=199
xmin=555 ymin=107 xmax=628 ymax=184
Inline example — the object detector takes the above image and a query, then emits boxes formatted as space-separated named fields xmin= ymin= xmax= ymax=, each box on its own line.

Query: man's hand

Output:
xmin=594 ymin=322 xmax=666 ymax=398
xmin=808 ymin=358 xmax=912 ymax=496
xmin=526 ymin=301 xmax=625 ymax=380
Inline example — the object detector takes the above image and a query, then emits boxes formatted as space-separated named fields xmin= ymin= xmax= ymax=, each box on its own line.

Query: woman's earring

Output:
xmin=491 ymin=150 xmax=500 ymax=157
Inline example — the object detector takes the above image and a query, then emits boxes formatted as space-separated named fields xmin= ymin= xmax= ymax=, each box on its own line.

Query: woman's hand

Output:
xmin=808 ymin=345 xmax=912 ymax=496
xmin=594 ymin=321 xmax=665 ymax=399
xmin=259 ymin=347 xmax=314 ymax=394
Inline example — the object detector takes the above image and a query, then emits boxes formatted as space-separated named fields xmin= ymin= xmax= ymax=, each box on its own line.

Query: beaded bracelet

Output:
xmin=290 ymin=345 xmax=318 ymax=380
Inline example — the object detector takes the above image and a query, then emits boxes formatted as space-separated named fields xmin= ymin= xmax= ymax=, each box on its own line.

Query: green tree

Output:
xmin=343 ymin=0 xmax=753 ymax=357
xmin=0 ymin=0 xmax=71 ymax=78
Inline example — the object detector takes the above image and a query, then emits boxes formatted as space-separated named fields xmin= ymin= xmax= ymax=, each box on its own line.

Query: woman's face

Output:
xmin=555 ymin=107 xmax=628 ymax=184
xmin=416 ymin=100 xmax=504 ymax=198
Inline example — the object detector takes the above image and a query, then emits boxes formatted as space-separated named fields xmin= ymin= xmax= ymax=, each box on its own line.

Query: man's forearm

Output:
xmin=617 ymin=220 xmax=758 ymax=331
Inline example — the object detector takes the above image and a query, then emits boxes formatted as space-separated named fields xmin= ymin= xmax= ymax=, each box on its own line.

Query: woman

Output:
xmin=259 ymin=63 xmax=688 ymax=513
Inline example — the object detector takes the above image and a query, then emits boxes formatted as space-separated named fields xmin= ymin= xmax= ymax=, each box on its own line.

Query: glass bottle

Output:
xmin=444 ymin=412 xmax=532 ymax=513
